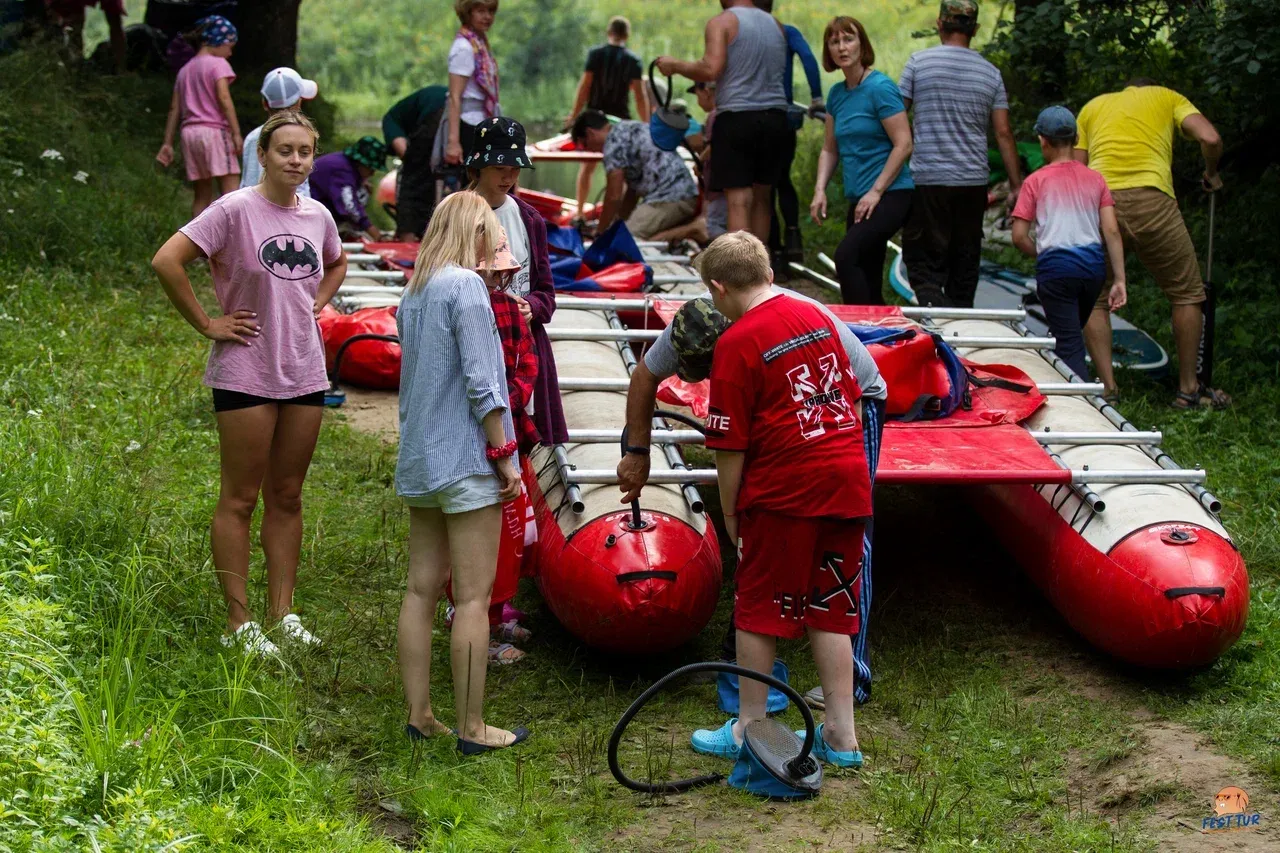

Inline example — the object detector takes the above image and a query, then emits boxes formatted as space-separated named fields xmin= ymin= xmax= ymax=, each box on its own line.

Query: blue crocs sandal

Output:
xmin=691 ymin=718 xmax=742 ymax=758
xmin=794 ymin=723 xmax=863 ymax=768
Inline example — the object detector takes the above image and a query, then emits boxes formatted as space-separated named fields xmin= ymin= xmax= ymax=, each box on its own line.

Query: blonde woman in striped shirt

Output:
xmin=395 ymin=190 xmax=528 ymax=753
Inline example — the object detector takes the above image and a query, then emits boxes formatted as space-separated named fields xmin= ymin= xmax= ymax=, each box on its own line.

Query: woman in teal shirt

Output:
xmin=810 ymin=16 xmax=914 ymax=305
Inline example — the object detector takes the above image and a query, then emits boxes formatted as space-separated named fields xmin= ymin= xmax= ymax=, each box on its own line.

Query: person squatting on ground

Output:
xmin=899 ymin=0 xmax=1022 ymax=308
xmin=151 ymin=112 xmax=346 ymax=657
xmin=444 ymin=227 xmax=539 ymax=666
xmin=443 ymin=0 xmax=501 ymax=171
xmin=751 ymin=0 xmax=825 ymax=269
xmin=1011 ymin=107 xmax=1127 ymax=380
xmin=618 ymin=275 xmax=887 ymax=704
xmin=310 ymin=136 xmax=387 ymax=242
xmin=155 ymin=15 xmax=242 ymax=218
xmin=811 ymin=16 xmax=914 ymax=306
xmin=1073 ymin=80 xmax=1230 ymax=409
xmin=394 ymin=191 xmax=529 ymax=753
xmin=565 ymin=16 xmax=650 ymax=222
xmin=241 ymin=67 xmax=319 ymax=198
xmin=467 ymin=116 xmax=569 ymax=447
xmin=690 ymin=232 xmax=872 ymax=767
xmin=570 ymin=109 xmax=701 ymax=240
xmin=656 ymin=0 xmax=790 ymax=243
xmin=382 ymin=85 xmax=448 ymax=240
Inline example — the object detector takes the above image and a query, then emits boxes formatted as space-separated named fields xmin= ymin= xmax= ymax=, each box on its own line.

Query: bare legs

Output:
xmin=724 ymin=184 xmax=774 ymax=242
xmin=1086 ymin=303 xmax=1206 ymax=397
xmin=1083 ymin=308 xmax=1116 ymax=394
xmin=730 ymin=627 xmax=858 ymax=753
xmin=192 ymin=179 xmax=215 ymax=218
xmin=808 ymin=627 xmax=858 ymax=752
xmin=212 ymin=403 xmax=322 ymax=633
xmin=399 ymin=503 xmax=516 ymax=745
xmin=575 ymin=160 xmax=597 ymax=218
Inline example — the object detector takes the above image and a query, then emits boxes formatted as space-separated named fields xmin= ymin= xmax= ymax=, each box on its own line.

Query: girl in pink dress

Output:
xmin=156 ymin=16 xmax=244 ymax=217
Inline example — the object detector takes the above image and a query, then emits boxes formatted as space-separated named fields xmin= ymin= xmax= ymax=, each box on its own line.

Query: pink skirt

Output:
xmin=181 ymin=124 xmax=240 ymax=181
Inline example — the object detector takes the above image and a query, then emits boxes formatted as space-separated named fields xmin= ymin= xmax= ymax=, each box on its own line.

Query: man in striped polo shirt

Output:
xmin=899 ymin=0 xmax=1023 ymax=308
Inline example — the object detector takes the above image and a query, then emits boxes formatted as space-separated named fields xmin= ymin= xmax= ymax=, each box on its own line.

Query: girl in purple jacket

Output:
xmin=465 ymin=116 xmax=568 ymax=446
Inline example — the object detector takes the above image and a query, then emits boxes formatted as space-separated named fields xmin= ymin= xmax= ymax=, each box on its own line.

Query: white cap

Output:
xmin=260 ymin=67 xmax=318 ymax=109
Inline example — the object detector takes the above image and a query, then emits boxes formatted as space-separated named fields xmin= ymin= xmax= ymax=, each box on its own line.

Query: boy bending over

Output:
xmin=694 ymin=232 xmax=872 ymax=768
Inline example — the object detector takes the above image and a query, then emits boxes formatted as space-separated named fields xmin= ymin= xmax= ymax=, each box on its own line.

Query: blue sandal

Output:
xmin=794 ymin=723 xmax=863 ymax=768
xmin=691 ymin=718 xmax=742 ymax=758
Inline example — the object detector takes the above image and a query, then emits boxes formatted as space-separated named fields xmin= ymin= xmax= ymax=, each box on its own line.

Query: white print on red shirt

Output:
xmin=706 ymin=412 xmax=732 ymax=433
xmin=786 ymin=354 xmax=859 ymax=440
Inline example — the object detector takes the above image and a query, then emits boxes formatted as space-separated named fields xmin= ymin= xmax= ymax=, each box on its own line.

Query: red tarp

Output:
xmin=646 ymin=299 xmax=1065 ymax=484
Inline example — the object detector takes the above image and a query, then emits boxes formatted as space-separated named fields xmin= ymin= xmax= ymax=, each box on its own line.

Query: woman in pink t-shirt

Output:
xmin=156 ymin=16 xmax=243 ymax=217
xmin=151 ymin=112 xmax=348 ymax=657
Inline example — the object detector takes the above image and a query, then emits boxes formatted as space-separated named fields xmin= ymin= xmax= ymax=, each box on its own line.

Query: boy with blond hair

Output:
xmin=693 ymin=232 xmax=872 ymax=767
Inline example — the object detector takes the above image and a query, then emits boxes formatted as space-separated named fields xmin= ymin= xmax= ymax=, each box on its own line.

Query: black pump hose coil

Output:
xmin=607 ymin=662 xmax=817 ymax=794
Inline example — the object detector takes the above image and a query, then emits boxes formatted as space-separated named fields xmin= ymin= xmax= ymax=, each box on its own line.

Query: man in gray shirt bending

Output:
xmin=655 ymin=0 xmax=789 ymax=243
xmin=899 ymin=0 xmax=1022 ymax=307
xmin=617 ymin=286 xmax=887 ymax=705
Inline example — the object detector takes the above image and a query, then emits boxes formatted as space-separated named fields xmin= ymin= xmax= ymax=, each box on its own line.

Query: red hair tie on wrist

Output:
xmin=486 ymin=440 xmax=518 ymax=461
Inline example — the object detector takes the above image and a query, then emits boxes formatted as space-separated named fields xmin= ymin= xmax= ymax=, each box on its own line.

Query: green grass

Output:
xmin=4 ymin=44 xmax=1280 ymax=853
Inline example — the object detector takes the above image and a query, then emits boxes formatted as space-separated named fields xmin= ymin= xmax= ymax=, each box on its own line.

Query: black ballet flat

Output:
xmin=456 ymin=726 xmax=530 ymax=755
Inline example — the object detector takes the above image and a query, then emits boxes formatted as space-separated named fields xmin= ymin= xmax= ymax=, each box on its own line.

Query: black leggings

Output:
xmin=768 ymin=126 xmax=800 ymax=254
xmin=833 ymin=189 xmax=914 ymax=305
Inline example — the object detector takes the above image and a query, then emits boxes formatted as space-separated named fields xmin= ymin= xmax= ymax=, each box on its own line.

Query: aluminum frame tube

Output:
xmin=553 ymin=445 xmax=586 ymax=514
xmin=345 ymin=269 xmax=407 ymax=282
xmin=1047 ymin=451 xmax=1106 ymax=514
xmin=1010 ymin=320 xmax=1223 ymax=515
xmin=566 ymin=429 xmax=705 ymax=444
xmin=561 ymin=468 xmax=1207 ymax=486
xmin=341 ymin=241 xmax=364 ymax=252
xmin=1038 ymin=383 xmax=1107 ymax=395
xmin=652 ymin=273 xmax=704 ymax=285
xmin=1031 ymin=431 xmax=1163 ymax=446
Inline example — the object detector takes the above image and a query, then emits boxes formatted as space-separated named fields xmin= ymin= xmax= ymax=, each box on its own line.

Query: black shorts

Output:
xmin=212 ymin=388 xmax=326 ymax=413
xmin=709 ymin=109 xmax=790 ymax=192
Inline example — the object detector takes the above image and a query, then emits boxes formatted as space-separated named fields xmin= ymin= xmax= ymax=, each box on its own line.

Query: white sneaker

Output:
xmin=279 ymin=613 xmax=322 ymax=646
xmin=221 ymin=621 xmax=281 ymax=657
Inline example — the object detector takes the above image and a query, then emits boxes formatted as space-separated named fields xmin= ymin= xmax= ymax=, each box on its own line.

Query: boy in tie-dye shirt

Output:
xmin=1012 ymin=106 xmax=1127 ymax=380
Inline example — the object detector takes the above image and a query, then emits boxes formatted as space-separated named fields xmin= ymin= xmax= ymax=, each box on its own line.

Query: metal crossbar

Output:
xmin=560 ymin=468 xmax=1208 ymax=486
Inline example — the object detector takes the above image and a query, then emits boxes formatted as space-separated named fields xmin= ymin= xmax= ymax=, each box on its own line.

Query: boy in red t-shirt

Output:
xmin=693 ymin=232 xmax=872 ymax=768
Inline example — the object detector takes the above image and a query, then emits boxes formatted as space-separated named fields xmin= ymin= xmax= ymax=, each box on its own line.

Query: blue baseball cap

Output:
xmin=1034 ymin=105 xmax=1077 ymax=140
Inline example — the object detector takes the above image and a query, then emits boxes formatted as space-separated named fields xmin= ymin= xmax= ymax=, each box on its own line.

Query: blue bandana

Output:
xmin=197 ymin=16 xmax=238 ymax=47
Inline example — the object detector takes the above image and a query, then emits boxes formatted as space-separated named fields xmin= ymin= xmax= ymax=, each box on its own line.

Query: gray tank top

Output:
xmin=715 ymin=6 xmax=789 ymax=113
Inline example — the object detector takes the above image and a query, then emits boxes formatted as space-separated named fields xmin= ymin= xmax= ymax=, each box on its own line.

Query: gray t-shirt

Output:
xmin=643 ymin=286 xmax=888 ymax=400
xmin=899 ymin=45 xmax=1008 ymax=186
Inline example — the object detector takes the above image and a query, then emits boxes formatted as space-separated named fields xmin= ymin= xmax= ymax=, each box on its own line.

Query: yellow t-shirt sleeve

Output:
xmin=1170 ymin=90 xmax=1201 ymax=132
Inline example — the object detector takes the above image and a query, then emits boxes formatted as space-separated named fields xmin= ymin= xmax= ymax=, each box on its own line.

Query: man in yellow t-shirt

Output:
xmin=1073 ymin=80 xmax=1228 ymax=408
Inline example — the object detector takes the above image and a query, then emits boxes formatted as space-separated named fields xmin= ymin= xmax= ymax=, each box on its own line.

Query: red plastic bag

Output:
xmin=318 ymin=306 xmax=401 ymax=390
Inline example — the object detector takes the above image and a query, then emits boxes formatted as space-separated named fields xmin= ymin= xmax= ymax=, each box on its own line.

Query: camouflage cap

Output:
xmin=939 ymin=0 xmax=978 ymax=22
xmin=670 ymin=298 xmax=730 ymax=383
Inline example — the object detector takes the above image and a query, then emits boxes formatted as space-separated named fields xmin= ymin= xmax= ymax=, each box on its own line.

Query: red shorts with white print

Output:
xmin=734 ymin=510 xmax=866 ymax=640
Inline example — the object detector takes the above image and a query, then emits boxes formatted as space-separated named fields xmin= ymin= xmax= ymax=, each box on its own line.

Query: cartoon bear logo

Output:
xmin=1215 ymin=787 xmax=1249 ymax=816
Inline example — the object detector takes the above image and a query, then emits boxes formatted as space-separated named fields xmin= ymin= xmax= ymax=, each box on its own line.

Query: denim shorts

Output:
xmin=401 ymin=474 xmax=501 ymax=514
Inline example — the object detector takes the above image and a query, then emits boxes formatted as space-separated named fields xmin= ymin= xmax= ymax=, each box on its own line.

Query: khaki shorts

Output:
xmin=626 ymin=196 xmax=699 ymax=240
xmin=1096 ymin=186 xmax=1204 ymax=309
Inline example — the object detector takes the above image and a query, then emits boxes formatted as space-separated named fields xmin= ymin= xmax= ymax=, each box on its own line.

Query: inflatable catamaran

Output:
xmin=327 ymin=146 xmax=1247 ymax=669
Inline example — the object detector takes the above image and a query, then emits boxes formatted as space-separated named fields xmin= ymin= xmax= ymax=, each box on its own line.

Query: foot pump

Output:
xmin=608 ymin=662 xmax=823 ymax=800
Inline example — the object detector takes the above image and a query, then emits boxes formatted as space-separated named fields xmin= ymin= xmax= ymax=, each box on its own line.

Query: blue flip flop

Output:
xmin=691 ymin=718 xmax=742 ymax=759
xmin=457 ymin=726 xmax=530 ymax=755
xmin=794 ymin=723 xmax=863 ymax=768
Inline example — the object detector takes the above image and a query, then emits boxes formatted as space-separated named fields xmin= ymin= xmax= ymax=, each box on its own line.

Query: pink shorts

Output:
xmin=181 ymin=124 xmax=240 ymax=181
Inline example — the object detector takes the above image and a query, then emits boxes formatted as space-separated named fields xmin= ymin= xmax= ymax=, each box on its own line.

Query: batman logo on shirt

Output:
xmin=258 ymin=234 xmax=321 ymax=281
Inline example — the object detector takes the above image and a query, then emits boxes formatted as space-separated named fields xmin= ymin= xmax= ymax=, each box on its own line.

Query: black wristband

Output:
xmin=625 ymin=445 xmax=651 ymax=456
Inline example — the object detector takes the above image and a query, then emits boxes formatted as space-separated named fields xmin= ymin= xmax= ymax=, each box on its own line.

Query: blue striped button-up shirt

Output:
xmin=395 ymin=264 xmax=513 ymax=499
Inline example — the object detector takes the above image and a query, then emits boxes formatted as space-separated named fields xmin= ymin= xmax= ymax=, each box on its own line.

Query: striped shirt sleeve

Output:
xmin=451 ymin=273 xmax=508 ymax=424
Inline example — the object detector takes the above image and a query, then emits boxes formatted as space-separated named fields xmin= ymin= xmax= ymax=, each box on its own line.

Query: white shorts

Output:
xmin=402 ymin=474 xmax=501 ymax=514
